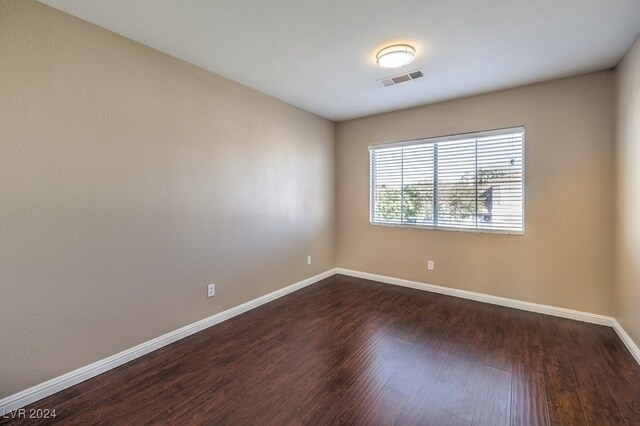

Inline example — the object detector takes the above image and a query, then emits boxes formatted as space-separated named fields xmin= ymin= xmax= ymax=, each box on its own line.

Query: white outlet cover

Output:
xmin=207 ymin=284 xmax=215 ymax=297
xmin=307 ymin=256 xmax=312 ymax=265
xmin=427 ymin=261 xmax=435 ymax=271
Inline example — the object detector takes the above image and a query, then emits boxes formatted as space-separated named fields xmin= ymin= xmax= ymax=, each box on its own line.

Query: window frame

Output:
xmin=369 ymin=126 xmax=525 ymax=236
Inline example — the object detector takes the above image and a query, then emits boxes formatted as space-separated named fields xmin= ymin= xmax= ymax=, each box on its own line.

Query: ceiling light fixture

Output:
xmin=376 ymin=44 xmax=415 ymax=69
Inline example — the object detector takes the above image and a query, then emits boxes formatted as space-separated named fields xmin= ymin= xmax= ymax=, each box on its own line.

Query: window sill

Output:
xmin=369 ymin=221 xmax=524 ymax=236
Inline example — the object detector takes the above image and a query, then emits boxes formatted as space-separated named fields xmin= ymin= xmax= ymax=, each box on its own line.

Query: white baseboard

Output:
xmin=336 ymin=268 xmax=615 ymax=326
xmin=0 ymin=269 xmax=337 ymax=413
xmin=3 ymin=267 xmax=639 ymax=412
xmin=612 ymin=319 xmax=640 ymax=365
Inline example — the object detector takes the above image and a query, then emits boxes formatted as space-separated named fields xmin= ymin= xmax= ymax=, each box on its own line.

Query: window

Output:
xmin=370 ymin=127 xmax=524 ymax=234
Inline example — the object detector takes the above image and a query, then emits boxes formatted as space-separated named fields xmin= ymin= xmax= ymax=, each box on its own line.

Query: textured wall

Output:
xmin=0 ymin=0 xmax=335 ymax=397
xmin=336 ymin=72 xmax=615 ymax=315
xmin=615 ymin=34 xmax=640 ymax=347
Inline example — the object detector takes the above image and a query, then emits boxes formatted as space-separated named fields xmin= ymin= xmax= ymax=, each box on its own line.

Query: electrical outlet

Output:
xmin=307 ymin=255 xmax=312 ymax=265
xmin=207 ymin=283 xmax=215 ymax=297
xmin=427 ymin=260 xmax=435 ymax=271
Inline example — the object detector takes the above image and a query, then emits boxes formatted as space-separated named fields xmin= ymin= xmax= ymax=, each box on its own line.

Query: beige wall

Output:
xmin=336 ymin=72 xmax=615 ymax=315
xmin=0 ymin=0 xmax=335 ymax=397
xmin=615 ymin=34 xmax=640 ymax=347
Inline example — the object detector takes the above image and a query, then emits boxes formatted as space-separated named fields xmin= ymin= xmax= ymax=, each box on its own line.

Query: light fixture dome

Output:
xmin=376 ymin=44 xmax=415 ymax=69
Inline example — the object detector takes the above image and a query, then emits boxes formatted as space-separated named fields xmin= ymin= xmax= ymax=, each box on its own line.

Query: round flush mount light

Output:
xmin=376 ymin=44 xmax=415 ymax=69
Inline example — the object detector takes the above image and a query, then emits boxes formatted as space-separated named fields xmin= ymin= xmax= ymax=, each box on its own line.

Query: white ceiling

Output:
xmin=38 ymin=0 xmax=640 ymax=122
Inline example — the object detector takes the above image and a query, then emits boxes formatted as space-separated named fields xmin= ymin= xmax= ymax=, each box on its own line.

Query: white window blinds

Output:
xmin=370 ymin=127 xmax=524 ymax=234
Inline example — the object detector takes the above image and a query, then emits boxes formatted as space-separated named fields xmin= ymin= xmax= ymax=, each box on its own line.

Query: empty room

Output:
xmin=2 ymin=0 xmax=640 ymax=424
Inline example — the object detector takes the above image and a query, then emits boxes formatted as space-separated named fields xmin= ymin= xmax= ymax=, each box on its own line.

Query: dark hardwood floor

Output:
xmin=3 ymin=274 xmax=640 ymax=425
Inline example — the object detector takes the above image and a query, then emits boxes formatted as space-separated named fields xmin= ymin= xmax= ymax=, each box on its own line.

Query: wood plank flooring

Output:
xmin=3 ymin=274 xmax=639 ymax=425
